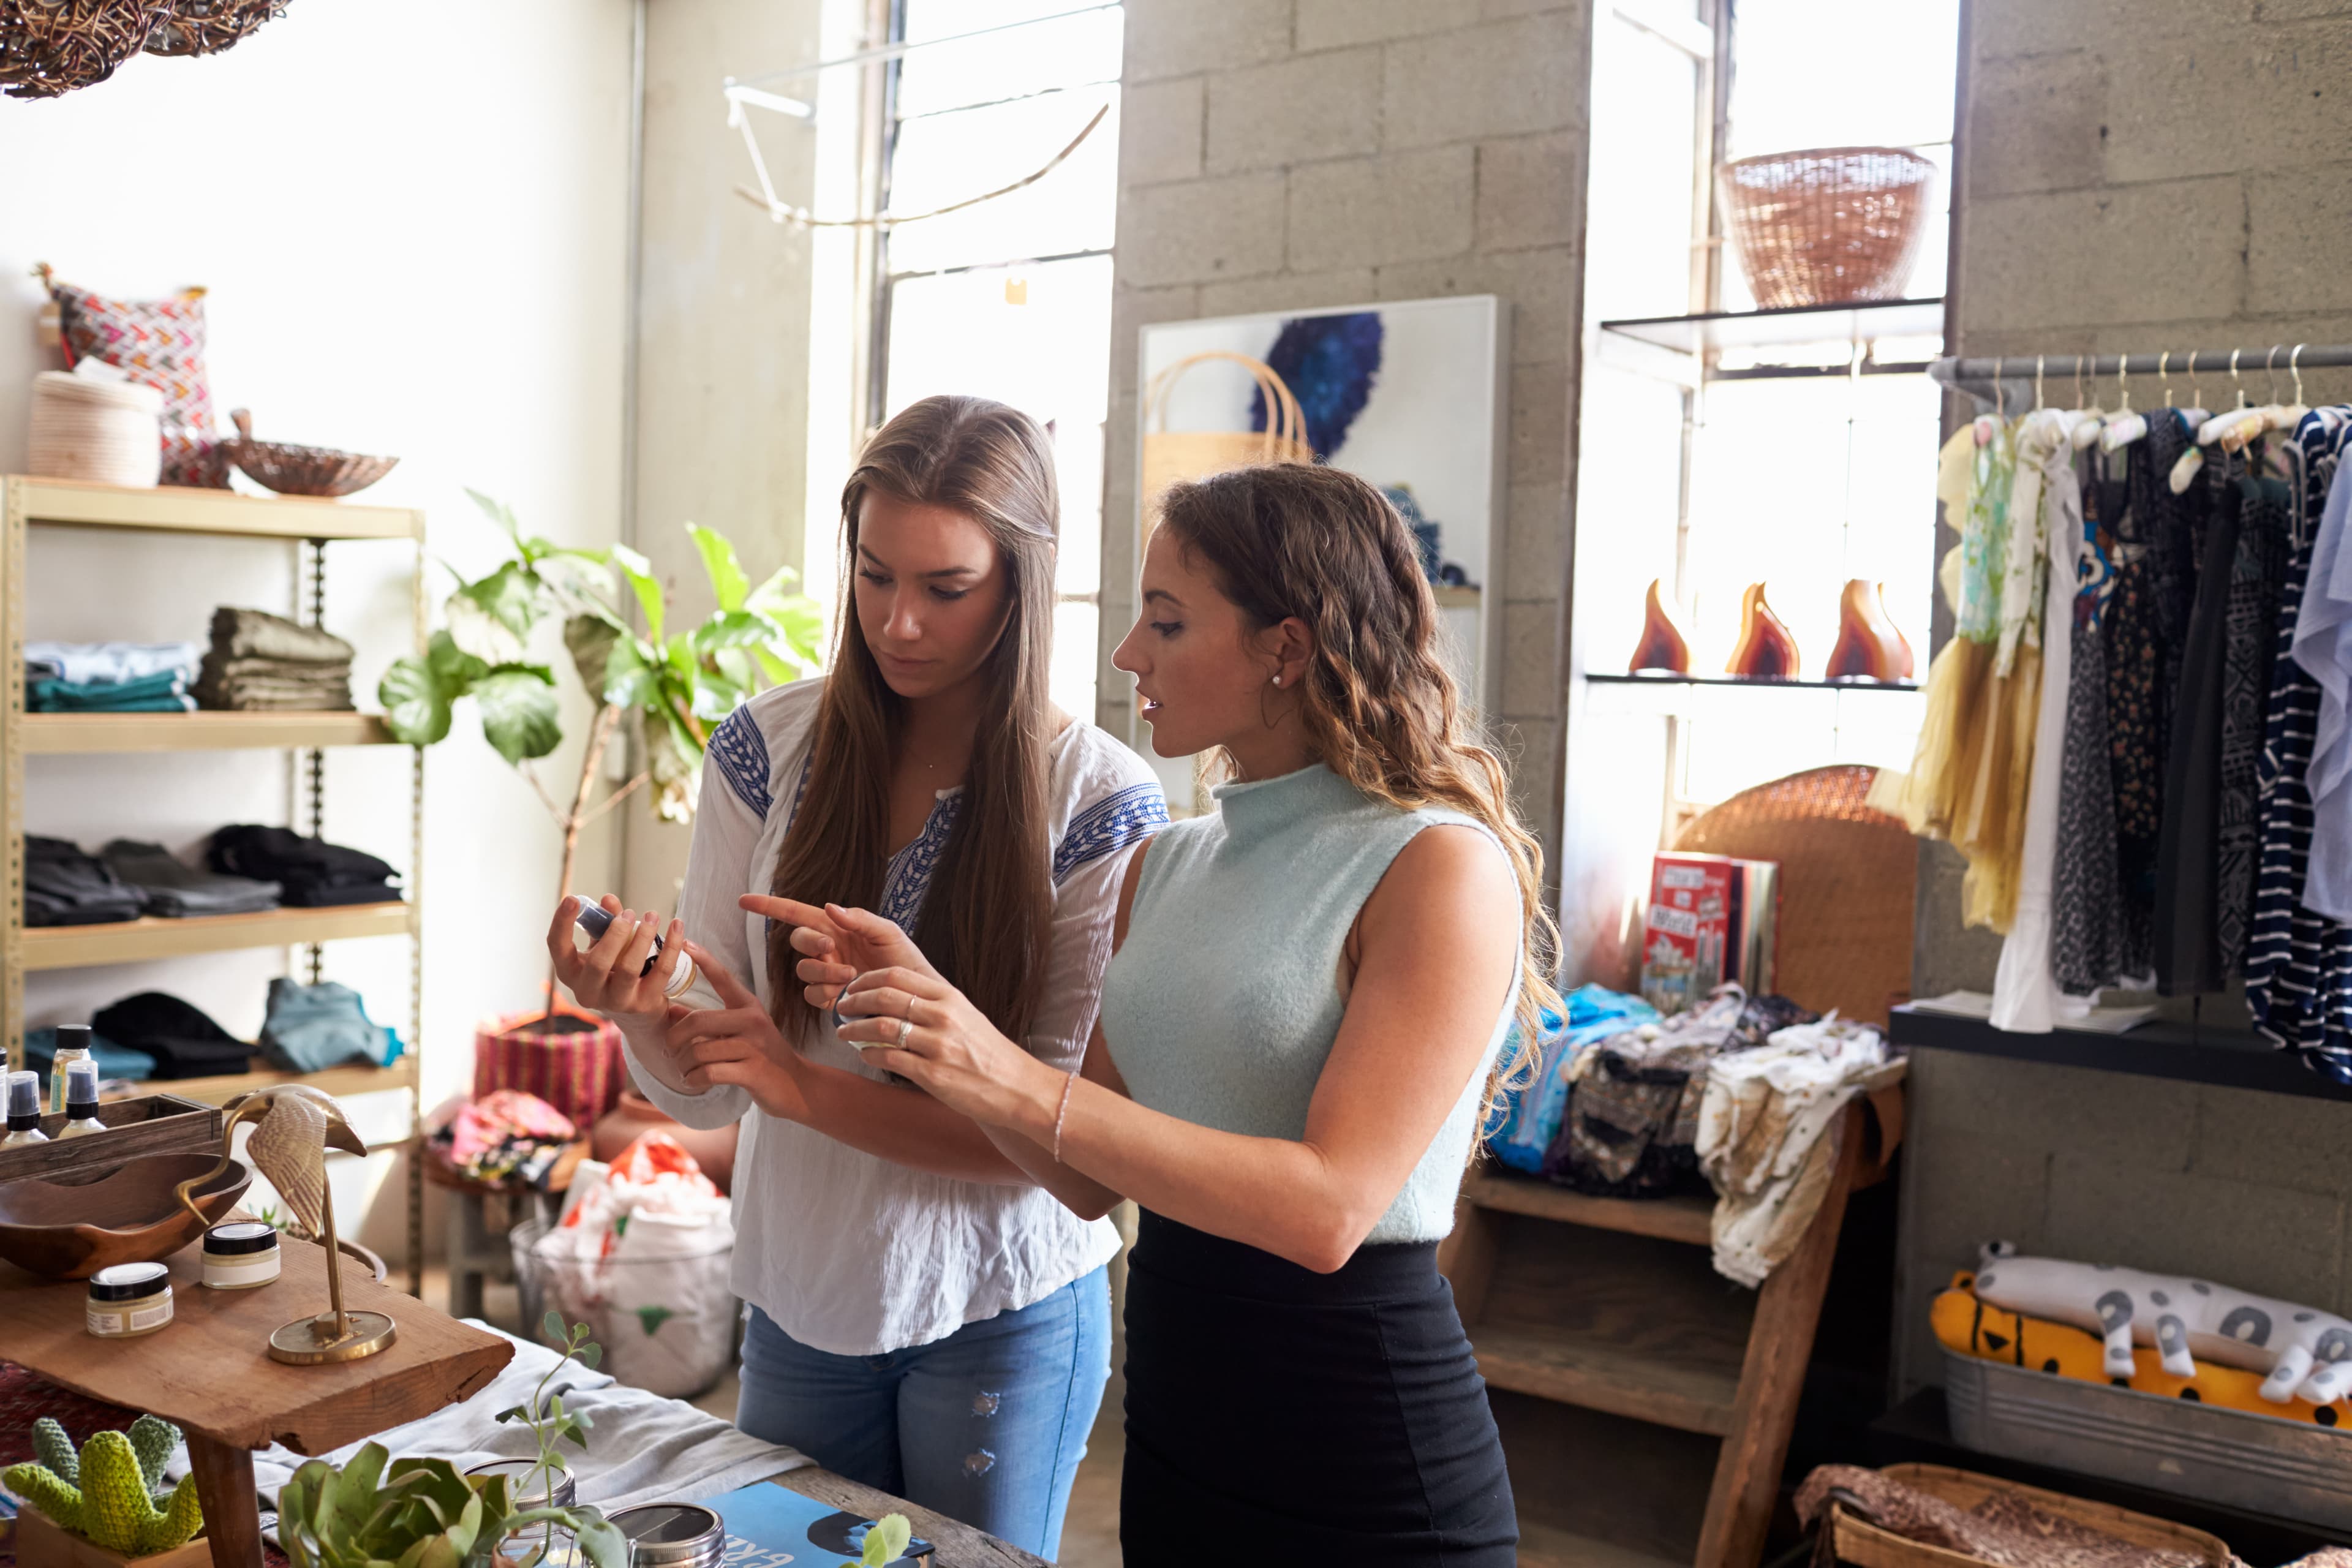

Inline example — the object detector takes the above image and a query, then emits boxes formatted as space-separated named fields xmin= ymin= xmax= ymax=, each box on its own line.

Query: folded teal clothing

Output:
xmin=30 ymin=668 xmax=195 ymax=712
xmin=258 ymin=978 xmax=402 ymax=1074
xmin=24 ymin=1025 xmax=157 ymax=1084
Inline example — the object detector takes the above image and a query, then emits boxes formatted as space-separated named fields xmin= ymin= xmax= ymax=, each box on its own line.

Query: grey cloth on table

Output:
xmin=196 ymin=607 xmax=356 ymax=712
xmin=161 ymin=1323 xmax=808 ymax=1515
xmin=100 ymin=839 xmax=280 ymax=917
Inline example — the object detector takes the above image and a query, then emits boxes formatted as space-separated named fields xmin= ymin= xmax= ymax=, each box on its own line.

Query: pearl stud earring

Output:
xmin=1270 ymin=674 xmax=1281 ymax=686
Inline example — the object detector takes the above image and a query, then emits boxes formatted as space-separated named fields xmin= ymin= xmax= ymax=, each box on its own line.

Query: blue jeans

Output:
xmin=734 ymin=1268 xmax=1110 ymax=1559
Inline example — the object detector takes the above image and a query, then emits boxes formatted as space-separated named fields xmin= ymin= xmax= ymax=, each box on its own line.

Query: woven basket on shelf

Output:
xmin=1717 ymin=145 xmax=1937 ymax=309
xmin=28 ymin=371 xmax=163 ymax=487
xmin=1670 ymin=764 xmax=1914 ymax=1024
xmin=222 ymin=407 xmax=399 ymax=497
xmin=1826 ymin=1464 xmax=2233 ymax=1568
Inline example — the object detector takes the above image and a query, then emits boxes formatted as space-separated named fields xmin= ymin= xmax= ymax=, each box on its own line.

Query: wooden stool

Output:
xmin=421 ymin=1140 xmax=586 ymax=1321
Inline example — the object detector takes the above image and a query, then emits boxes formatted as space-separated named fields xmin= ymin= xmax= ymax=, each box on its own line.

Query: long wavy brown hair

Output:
xmin=766 ymin=395 xmax=1060 ymax=1045
xmin=1154 ymin=462 xmax=1562 ymax=1120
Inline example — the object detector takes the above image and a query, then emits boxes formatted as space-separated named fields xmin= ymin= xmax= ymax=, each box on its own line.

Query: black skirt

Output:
xmin=1119 ymin=1211 xmax=1517 ymax=1565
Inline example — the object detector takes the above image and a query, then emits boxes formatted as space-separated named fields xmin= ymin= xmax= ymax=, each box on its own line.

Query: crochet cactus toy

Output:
xmin=4 ymin=1418 xmax=203 ymax=1556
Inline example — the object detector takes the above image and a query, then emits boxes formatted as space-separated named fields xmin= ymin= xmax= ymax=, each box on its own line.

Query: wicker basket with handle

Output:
xmin=1826 ymin=1464 xmax=2233 ymax=1568
xmin=1718 ymin=145 xmax=1937 ymax=309
xmin=1139 ymin=350 xmax=1317 ymax=519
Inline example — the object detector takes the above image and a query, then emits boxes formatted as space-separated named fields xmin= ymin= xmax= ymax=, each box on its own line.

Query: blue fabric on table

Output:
xmin=1483 ymin=982 xmax=1659 ymax=1174
xmin=258 ymin=978 xmax=402 ymax=1073
xmin=23 ymin=1025 xmax=156 ymax=1084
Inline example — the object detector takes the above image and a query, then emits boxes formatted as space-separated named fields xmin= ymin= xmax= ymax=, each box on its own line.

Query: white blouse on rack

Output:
xmin=617 ymin=677 xmax=1167 ymax=1356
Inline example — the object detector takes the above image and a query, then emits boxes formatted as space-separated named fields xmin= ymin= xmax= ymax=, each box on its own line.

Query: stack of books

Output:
xmin=1640 ymin=852 xmax=1779 ymax=1017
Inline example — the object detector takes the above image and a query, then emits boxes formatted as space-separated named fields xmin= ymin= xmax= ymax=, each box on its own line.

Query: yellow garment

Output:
xmin=1882 ymin=418 xmax=2054 ymax=933
xmin=1932 ymin=1273 xmax=2349 ymax=1429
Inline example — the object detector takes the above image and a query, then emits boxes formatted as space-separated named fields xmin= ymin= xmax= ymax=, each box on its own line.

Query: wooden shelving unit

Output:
xmin=2 ymin=474 xmax=428 ymax=1294
xmin=21 ymin=902 xmax=416 ymax=970
xmin=1441 ymin=1102 xmax=1874 ymax=1568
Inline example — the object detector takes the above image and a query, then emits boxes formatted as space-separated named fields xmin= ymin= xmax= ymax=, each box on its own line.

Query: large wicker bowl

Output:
xmin=224 ymin=408 xmax=399 ymax=497
xmin=1718 ymin=145 xmax=1939 ymax=309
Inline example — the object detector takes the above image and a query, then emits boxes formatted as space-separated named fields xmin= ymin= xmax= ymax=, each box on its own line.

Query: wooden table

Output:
xmin=0 ymin=1239 xmax=511 ymax=1568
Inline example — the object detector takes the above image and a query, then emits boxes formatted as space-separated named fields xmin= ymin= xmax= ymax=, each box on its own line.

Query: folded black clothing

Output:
xmin=282 ymin=880 xmax=404 ymax=908
xmin=100 ymin=839 xmax=281 ymax=918
xmin=208 ymin=824 xmax=399 ymax=898
xmin=24 ymin=835 xmax=143 ymax=926
xmin=92 ymin=990 xmax=255 ymax=1079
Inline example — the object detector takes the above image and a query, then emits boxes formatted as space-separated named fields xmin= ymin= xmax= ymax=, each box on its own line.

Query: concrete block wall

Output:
xmin=1896 ymin=0 xmax=2352 ymax=1392
xmin=1102 ymin=0 xmax=1591 ymax=876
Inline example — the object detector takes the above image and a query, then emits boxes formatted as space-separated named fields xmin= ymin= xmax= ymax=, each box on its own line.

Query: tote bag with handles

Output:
xmin=1139 ymin=350 xmax=1318 ymax=530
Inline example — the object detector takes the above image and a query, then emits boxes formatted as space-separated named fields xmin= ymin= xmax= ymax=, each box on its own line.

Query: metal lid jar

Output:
xmin=86 ymin=1261 xmax=173 ymax=1338
xmin=609 ymin=1504 xmax=725 ymax=1568
xmin=202 ymin=1221 xmax=282 ymax=1290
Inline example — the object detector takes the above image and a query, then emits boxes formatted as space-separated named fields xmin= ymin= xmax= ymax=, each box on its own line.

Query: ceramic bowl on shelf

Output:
xmin=222 ymin=409 xmax=399 ymax=498
xmin=0 ymin=1152 xmax=252 ymax=1279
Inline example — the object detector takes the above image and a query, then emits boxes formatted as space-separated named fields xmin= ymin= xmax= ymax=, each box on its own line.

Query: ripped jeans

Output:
xmin=734 ymin=1268 xmax=1110 ymax=1559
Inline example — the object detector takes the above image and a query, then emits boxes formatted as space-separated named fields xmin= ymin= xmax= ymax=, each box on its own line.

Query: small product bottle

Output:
xmin=47 ymin=1023 xmax=92 ymax=1115
xmin=56 ymin=1059 xmax=107 ymax=1139
xmin=575 ymin=900 xmax=699 ymax=999
xmin=2 ymin=1070 xmax=49 ymax=1148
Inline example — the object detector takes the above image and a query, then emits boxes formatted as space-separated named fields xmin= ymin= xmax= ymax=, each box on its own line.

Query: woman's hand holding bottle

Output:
xmin=546 ymin=894 xmax=688 ymax=1030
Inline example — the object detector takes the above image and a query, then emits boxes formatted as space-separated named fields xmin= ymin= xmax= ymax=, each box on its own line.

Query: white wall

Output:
xmin=0 ymin=1 xmax=637 ymax=1250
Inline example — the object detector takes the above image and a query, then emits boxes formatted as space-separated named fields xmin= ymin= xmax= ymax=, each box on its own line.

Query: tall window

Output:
xmin=872 ymin=0 xmax=1122 ymax=721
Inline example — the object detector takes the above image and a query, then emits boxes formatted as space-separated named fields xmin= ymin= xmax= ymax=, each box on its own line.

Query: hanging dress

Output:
xmin=2246 ymin=408 xmax=2352 ymax=1079
xmin=2051 ymin=448 xmax=2127 ymax=995
xmin=2215 ymin=456 xmax=2293 ymax=975
xmin=2153 ymin=445 xmax=2257 ymax=995
xmin=1887 ymin=414 xmax=2046 ymax=933
xmin=1992 ymin=409 xmax=2085 ymax=1030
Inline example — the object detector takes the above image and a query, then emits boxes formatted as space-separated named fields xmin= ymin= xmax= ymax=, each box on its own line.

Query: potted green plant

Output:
xmin=274 ymin=1316 xmax=624 ymax=1568
xmin=379 ymin=494 xmax=824 ymax=1125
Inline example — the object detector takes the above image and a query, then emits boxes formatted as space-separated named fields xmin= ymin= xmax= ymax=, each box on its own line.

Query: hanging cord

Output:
xmin=734 ymin=102 xmax=1109 ymax=229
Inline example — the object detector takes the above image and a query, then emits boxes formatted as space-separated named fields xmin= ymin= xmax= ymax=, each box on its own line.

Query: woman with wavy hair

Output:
xmin=795 ymin=461 xmax=1556 ymax=1562
xmin=549 ymin=394 xmax=1166 ymax=1557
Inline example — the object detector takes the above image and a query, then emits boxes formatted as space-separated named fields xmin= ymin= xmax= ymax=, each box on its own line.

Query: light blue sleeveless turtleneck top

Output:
xmin=1099 ymin=762 xmax=1518 ymax=1243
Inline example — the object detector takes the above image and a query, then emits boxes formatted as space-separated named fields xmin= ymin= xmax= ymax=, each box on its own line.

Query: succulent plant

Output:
xmin=276 ymin=1443 xmax=623 ymax=1568
xmin=277 ymin=1318 xmax=618 ymax=1568
xmin=4 ymin=1423 xmax=203 ymax=1556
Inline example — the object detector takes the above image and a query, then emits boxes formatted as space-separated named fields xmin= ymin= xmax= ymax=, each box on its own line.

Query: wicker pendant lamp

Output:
xmin=0 ymin=0 xmax=286 ymax=100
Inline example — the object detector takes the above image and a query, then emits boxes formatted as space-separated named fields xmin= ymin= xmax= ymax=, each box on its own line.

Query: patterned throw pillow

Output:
xmin=41 ymin=269 xmax=228 ymax=488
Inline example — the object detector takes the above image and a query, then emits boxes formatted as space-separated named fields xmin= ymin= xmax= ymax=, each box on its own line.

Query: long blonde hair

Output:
xmin=765 ymin=396 xmax=1060 ymax=1044
xmin=1155 ymin=462 xmax=1562 ymax=1119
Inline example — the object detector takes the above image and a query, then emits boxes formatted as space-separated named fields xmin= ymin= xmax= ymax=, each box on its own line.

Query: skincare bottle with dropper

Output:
xmin=2 ymin=1071 xmax=49 ymax=1148
xmin=47 ymin=1023 xmax=92 ymax=1115
xmin=57 ymin=1059 xmax=106 ymax=1139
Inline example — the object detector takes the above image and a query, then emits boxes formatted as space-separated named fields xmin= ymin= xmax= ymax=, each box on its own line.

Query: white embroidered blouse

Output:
xmin=618 ymin=677 xmax=1167 ymax=1356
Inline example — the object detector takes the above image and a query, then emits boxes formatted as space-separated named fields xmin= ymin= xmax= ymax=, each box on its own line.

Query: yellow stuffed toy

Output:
xmin=1933 ymin=1271 xmax=2348 ymax=1429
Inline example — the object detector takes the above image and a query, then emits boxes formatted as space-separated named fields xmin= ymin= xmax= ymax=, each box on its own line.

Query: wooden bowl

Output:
xmin=0 ymin=1153 xmax=252 ymax=1280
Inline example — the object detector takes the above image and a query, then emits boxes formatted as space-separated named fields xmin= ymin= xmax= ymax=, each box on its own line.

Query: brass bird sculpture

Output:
xmin=176 ymin=1085 xmax=395 ymax=1364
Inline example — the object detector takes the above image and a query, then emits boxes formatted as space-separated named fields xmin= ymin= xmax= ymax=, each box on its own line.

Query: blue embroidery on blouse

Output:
xmin=1052 ymin=782 xmax=1169 ymax=885
xmin=709 ymin=706 xmax=773 ymax=820
xmin=879 ymin=792 xmax=966 ymax=930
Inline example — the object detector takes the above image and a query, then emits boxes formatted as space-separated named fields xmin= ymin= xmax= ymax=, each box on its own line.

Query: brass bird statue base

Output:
xmin=176 ymin=1085 xmax=396 ymax=1365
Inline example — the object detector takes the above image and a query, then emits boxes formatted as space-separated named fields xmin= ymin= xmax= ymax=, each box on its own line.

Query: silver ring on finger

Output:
xmin=896 ymin=1015 xmax=913 ymax=1048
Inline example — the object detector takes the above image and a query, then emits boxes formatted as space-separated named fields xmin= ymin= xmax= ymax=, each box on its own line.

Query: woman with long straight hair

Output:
xmin=549 ymin=394 xmax=1166 ymax=1556
xmin=788 ymin=461 xmax=1556 ymax=1562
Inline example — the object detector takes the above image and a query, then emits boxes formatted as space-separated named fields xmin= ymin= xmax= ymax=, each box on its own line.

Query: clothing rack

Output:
xmin=1932 ymin=343 xmax=2352 ymax=407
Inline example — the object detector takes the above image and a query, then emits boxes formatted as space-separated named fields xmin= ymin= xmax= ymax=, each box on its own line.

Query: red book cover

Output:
xmin=1642 ymin=853 xmax=1735 ymax=1016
